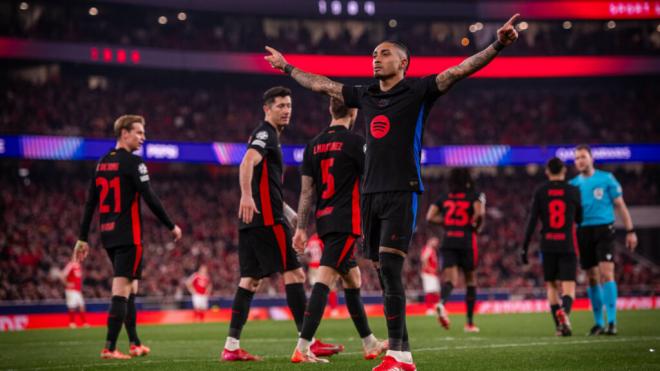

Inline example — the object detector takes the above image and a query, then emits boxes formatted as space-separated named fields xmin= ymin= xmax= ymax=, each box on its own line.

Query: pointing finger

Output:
xmin=504 ymin=13 xmax=521 ymax=26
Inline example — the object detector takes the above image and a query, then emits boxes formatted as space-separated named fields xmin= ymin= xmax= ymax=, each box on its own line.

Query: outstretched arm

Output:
xmin=264 ymin=46 xmax=344 ymax=100
xmin=436 ymin=14 xmax=520 ymax=94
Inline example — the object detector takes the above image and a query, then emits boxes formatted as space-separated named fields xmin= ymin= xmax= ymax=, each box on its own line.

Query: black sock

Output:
xmin=561 ymin=295 xmax=574 ymax=315
xmin=376 ymin=268 xmax=385 ymax=291
xmin=300 ymin=283 xmax=329 ymax=341
xmin=285 ymin=283 xmax=307 ymax=333
xmin=402 ymin=320 xmax=410 ymax=352
xmin=345 ymin=288 xmax=372 ymax=338
xmin=380 ymin=253 xmax=406 ymax=352
xmin=550 ymin=304 xmax=561 ymax=327
xmin=466 ymin=286 xmax=477 ymax=326
xmin=125 ymin=294 xmax=141 ymax=346
xmin=105 ymin=296 xmax=128 ymax=351
xmin=228 ymin=287 xmax=255 ymax=339
xmin=440 ymin=281 xmax=454 ymax=304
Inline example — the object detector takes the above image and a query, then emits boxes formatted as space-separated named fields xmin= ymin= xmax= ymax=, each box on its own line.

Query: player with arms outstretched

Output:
xmin=266 ymin=13 xmax=520 ymax=370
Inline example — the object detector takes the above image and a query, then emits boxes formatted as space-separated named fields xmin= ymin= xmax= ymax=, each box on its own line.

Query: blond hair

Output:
xmin=113 ymin=115 xmax=145 ymax=138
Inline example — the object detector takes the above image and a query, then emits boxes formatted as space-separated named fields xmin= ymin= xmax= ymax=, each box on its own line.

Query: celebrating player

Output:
xmin=60 ymin=257 xmax=89 ymax=328
xmin=521 ymin=158 xmax=582 ymax=336
xmin=266 ymin=13 xmax=520 ymax=370
xmin=419 ymin=237 xmax=440 ymax=315
xmin=75 ymin=115 xmax=183 ymax=359
xmin=290 ymin=98 xmax=387 ymax=363
xmin=186 ymin=265 xmax=212 ymax=322
xmin=426 ymin=168 xmax=486 ymax=333
xmin=570 ymin=145 xmax=638 ymax=335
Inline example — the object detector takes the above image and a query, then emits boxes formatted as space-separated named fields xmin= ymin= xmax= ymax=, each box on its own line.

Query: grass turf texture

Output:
xmin=1 ymin=310 xmax=658 ymax=370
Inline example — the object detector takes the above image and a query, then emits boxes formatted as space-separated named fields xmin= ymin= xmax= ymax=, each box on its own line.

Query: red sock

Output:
xmin=328 ymin=291 xmax=338 ymax=310
xmin=79 ymin=310 xmax=87 ymax=323
xmin=68 ymin=310 xmax=76 ymax=324
xmin=425 ymin=293 xmax=439 ymax=309
xmin=199 ymin=311 xmax=205 ymax=321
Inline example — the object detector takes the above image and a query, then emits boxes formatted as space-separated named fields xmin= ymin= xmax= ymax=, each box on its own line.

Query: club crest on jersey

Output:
xmin=370 ymin=115 xmax=390 ymax=139
xmin=255 ymin=131 xmax=269 ymax=140
xmin=593 ymin=187 xmax=604 ymax=200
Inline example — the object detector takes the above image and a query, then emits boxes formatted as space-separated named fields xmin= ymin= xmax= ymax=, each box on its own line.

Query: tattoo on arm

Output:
xmin=291 ymin=68 xmax=344 ymax=100
xmin=435 ymin=45 xmax=499 ymax=93
xmin=296 ymin=176 xmax=316 ymax=229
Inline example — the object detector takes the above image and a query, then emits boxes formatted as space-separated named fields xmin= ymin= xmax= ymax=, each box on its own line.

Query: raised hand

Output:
xmin=497 ymin=13 xmax=520 ymax=46
xmin=238 ymin=195 xmax=260 ymax=224
xmin=264 ymin=46 xmax=288 ymax=71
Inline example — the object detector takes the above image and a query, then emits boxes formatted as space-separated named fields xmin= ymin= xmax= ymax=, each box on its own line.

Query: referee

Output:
xmin=570 ymin=145 xmax=638 ymax=336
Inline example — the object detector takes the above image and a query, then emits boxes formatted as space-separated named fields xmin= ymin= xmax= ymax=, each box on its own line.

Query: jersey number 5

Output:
xmin=97 ymin=177 xmax=121 ymax=213
xmin=320 ymin=158 xmax=335 ymax=200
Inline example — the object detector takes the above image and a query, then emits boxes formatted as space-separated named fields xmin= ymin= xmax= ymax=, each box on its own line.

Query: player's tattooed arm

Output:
xmin=264 ymin=46 xmax=344 ymax=100
xmin=296 ymin=175 xmax=316 ymax=230
xmin=435 ymin=13 xmax=520 ymax=94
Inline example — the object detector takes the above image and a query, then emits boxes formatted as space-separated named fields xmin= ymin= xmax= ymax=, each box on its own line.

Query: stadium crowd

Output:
xmin=2 ymin=75 xmax=659 ymax=145
xmin=3 ymin=2 xmax=660 ymax=56
xmin=1 ymin=161 xmax=657 ymax=301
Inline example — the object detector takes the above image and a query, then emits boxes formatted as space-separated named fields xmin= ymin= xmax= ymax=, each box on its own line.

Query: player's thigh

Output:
xmin=105 ymin=245 xmax=143 ymax=280
xmin=320 ymin=233 xmax=358 ymax=277
xmin=557 ymin=253 xmax=578 ymax=282
xmin=458 ymin=248 xmax=477 ymax=273
xmin=274 ymin=224 xmax=302 ymax=273
xmin=577 ymin=227 xmax=598 ymax=270
xmin=192 ymin=294 xmax=209 ymax=310
xmin=595 ymin=224 xmax=616 ymax=264
xmin=378 ymin=192 xmax=419 ymax=255
xmin=238 ymin=228 xmax=266 ymax=278
xmin=542 ymin=252 xmax=560 ymax=282
xmin=441 ymin=249 xmax=460 ymax=270
xmin=361 ymin=193 xmax=381 ymax=262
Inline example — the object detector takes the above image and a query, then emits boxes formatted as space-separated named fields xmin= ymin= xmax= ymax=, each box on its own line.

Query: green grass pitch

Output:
xmin=1 ymin=310 xmax=658 ymax=370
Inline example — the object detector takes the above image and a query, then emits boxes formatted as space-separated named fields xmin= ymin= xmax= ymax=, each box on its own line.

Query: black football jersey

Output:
xmin=434 ymin=190 xmax=485 ymax=250
xmin=523 ymin=181 xmax=583 ymax=253
xmin=239 ymin=121 xmax=285 ymax=230
xmin=79 ymin=148 xmax=174 ymax=248
xmin=342 ymin=76 xmax=442 ymax=194
xmin=301 ymin=125 xmax=365 ymax=237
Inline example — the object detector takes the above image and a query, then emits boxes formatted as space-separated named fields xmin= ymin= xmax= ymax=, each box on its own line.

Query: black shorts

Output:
xmin=577 ymin=224 xmax=616 ymax=270
xmin=362 ymin=191 xmax=419 ymax=261
xmin=239 ymin=224 xmax=301 ymax=278
xmin=320 ymin=233 xmax=359 ymax=275
xmin=541 ymin=251 xmax=577 ymax=281
xmin=440 ymin=248 xmax=477 ymax=272
xmin=105 ymin=244 xmax=143 ymax=280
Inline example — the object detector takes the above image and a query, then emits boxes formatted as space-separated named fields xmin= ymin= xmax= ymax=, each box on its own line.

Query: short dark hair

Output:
xmin=329 ymin=97 xmax=349 ymax=119
xmin=575 ymin=144 xmax=592 ymax=156
xmin=262 ymin=86 xmax=292 ymax=106
xmin=448 ymin=168 xmax=473 ymax=193
xmin=382 ymin=40 xmax=411 ymax=72
xmin=546 ymin=157 xmax=565 ymax=175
